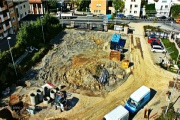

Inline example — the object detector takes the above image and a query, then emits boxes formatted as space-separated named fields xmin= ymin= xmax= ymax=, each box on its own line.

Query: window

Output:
xmin=25 ymin=12 xmax=27 ymax=15
xmin=11 ymin=17 xmax=15 ymax=22
xmin=160 ymin=5 xmax=163 ymax=10
xmin=94 ymin=10 xmax=98 ymax=13
xmin=135 ymin=5 xmax=138 ymax=7
xmin=9 ymin=8 xmax=14 ymax=14
xmin=131 ymin=0 xmax=135 ymax=2
xmin=130 ymin=4 xmax=132 ymax=9
xmin=24 ymin=5 xmax=25 ymax=8
xmin=134 ymin=11 xmax=137 ymax=13
xmin=96 ymin=4 xmax=101 ymax=7
xmin=130 ymin=11 xmax=132 ymax=13
xmin=99 ymin=10 xmax=101 ymax=13
xmin=20 ymin=6 xmax=22 ymax=10
xmin=165 ymin=5 xmax=168 ymax=8
xmin=20 ymin=14 xmax=23 ymax=18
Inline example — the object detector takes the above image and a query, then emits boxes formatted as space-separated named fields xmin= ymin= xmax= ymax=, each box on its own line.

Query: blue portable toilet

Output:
xmin=106 ymin=14 xmax=112 ymax=19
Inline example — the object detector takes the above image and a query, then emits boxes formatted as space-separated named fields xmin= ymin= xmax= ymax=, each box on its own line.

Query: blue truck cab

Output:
xmin=124 ymin=86 xmax=150 ymax=114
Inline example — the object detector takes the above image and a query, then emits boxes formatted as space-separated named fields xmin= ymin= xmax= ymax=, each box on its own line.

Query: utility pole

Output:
xmin=7 ymin=37 xmax=17 ymax=76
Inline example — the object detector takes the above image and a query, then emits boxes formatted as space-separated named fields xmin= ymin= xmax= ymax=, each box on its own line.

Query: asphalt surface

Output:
xmin=0 ymin=34 xmax=16 ymax=52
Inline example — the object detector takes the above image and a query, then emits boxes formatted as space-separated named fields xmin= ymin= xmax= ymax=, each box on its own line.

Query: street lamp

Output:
xmin=40 ymin=16 xmax=45 ymax=43
xmin=61 ymin=7 xmax=63 ymax=27
xmin=7 ymin=37 xmax=17 ymax=76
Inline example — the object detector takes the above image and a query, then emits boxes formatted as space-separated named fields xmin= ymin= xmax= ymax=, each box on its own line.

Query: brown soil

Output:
xmin=6 ymin=24 xmax=180 ymax=120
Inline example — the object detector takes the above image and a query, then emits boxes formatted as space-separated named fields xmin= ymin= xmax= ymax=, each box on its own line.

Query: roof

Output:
xmin=41 ymin=83 xmax=54 ymax=89
xmin=9 ymin=94 xmax=20 ymax=106
xmin=111 ymin=34 xmax=121 ymax=43
xmin=130 ymin=86 xmax=150 ymax=102
xmin=104 ymin=105 xmax=129 ymax=120
xmin=21 ymin=14 xmax=44 ymax=21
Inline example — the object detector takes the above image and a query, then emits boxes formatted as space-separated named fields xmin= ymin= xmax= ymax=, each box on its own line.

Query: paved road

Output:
xmin=0 ymin=34 xmax=16 ymax=52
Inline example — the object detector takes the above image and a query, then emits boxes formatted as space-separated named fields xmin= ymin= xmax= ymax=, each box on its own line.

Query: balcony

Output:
xmin=0 ymin=6 xmax=6 ymax=12
xmin=6 ymin=25 xmax=10 ymax=29
xmin=9 ymin=21 xmax=12 ymax=27
xmin=0 ymin=27 xmax=3 ymax=34
xmin=3 ymin=24 xmax=6 ymax=31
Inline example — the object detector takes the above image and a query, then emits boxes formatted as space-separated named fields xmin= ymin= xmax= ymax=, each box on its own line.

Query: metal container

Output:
xmin=30 ymin=93 xmax=36 ymax=105
xmin=44 ymin=86 xmax=50 ymax=96
xmin=43 ymin=97 xmax=50 ymax=104
xmin=36 ymin=89 xmax=43 ymax=103
xmin=50 ymin=89 xmax=56 ymax=99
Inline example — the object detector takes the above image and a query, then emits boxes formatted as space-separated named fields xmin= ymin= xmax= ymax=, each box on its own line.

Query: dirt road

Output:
xmin=38 ymin=23 xmax=180 ymax=120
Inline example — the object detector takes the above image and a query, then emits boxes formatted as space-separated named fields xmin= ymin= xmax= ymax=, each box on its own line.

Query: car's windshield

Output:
xmin=127 ymin=98 xmax=138 ymax=108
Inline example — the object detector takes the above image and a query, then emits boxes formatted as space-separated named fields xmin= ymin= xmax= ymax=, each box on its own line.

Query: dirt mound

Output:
xmin=30 ymin=30 xmax=129 ymax=95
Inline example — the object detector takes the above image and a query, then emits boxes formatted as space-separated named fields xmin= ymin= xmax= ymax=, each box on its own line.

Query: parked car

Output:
xmin=86 ymin=13 xmax=94 ymax=17
xmin=126 ymin=15 xmax=135 ymax=20
xmin=148 ymin=35 xmax=156 ymax=39
xmin=97 ymin=14 xmax=104 ymax=17
xmin=151 ymin=45 xmax=166 ymax=53
xmin=151 ymin=41 xmax=162 ymax=47
xmin=158 ymin=16 xmax=167 ymax=20
xmin=148 ymin=38 xmax=160 ymax=44
xmin=168 ymin=17 xmax=174 ymax=21
xmin=148 ymin=15 xmax=156 ymax=20
xmin=141 ymin=15 xmax=147 ymax=19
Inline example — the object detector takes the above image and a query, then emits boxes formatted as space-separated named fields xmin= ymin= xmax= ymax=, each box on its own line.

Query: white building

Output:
xmin=124 ymin=0 xmax=141 ymax=17
xmin=13 ymin=0 xmax=30 ymax=21
xmin=148 ymin=0 xmax=180 ymax=17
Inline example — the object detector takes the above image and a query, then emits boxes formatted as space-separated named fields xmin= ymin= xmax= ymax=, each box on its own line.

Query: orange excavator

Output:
xmin=176 ymin=17 xmax=180 ymax=23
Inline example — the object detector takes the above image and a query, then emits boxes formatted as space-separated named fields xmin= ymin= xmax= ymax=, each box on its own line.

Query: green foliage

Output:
xmin=153 ymin=17 xmax=158 ymax=23
xmin=112 ymin=0 xmax=125 ymax=12
xmin=161 ymin=38 xmax=179 ymax=61
xmin=144 ymin=25 xmax=163 ymax=32
xmin=171 ymin=5 xmax=180 ymax=19
xmin=145 ymin=4 xmax=156 ymax=14
xmin=0 ymin=14 xmax=63 ymax=95
xmin=157 ymin=103 xmax=179 ymax=120
xmin=48 ymin=0 xmax=58 ymax=8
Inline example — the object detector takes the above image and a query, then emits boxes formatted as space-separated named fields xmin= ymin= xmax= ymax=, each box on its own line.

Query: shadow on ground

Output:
xmin=129 ymin=88 xmax=157 ymax=120
xmin=66 ymin=97 xmax=79 ymax=111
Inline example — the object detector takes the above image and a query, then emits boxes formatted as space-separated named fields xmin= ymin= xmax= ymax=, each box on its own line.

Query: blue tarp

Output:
xmin=111 ymin=34 xmax=121 ymax=43
xmin=106 ymin=14 xmax=112 ymax=19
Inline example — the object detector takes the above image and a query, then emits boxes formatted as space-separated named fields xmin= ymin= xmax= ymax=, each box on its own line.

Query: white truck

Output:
xmin=103 ymin=105 xmax=129 ymax=120
xmin=56 ymin=12 xmax=73 ymax=19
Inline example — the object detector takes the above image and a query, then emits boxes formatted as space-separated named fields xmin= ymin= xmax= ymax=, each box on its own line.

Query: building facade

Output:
xmin=147 ymin=0 xmax=180 ymax=17
xmin=90 ymin=0 xmax=108 ymax=15
xmin=124 ymin=0 xmax=141 ymax=17
xmin=0 ymin=0 xmax=16 ymax=40
xmin=13 ymin=0 xmax=30 ymax=29
xmin=29 ymin=0 xmax=46 ymax=14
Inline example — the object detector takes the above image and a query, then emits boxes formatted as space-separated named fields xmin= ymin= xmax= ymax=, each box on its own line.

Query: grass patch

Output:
xmin=161 ymin=38 xmax=179 ymax=61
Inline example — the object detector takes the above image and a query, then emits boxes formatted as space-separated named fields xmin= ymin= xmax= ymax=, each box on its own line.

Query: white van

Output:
xmin=103 ymin=105 xmax=129 ymax=120
xmin=151 ymin=45 xmax=166 ymax=53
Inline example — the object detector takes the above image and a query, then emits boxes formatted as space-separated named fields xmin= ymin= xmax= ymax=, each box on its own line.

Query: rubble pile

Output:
xmin=27 ymin=29 xmax=129 ymax=94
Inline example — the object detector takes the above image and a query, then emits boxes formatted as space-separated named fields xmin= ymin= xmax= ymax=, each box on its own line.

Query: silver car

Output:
xmin=86 ymin=13 xmax=94 ymax=17
xmin=97 ymin=14 xmax=104 ymax=17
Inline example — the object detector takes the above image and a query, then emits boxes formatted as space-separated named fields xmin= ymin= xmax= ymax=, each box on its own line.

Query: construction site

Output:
xmin=0 ymin=23 xmax=180 ymax=120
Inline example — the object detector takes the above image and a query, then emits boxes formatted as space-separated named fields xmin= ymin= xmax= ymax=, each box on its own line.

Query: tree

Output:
xmin=74 ymin=0 xmax=83 ymax=9
xmin=112 ymin=0 xmax=125 ymax=13
xmin=171 ymin=5 xmax=180 ymax=19
xmin=145 ymin=4 xmax=156 ymax=15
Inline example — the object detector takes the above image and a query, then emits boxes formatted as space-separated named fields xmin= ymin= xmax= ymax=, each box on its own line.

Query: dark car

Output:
xmin=168 ymin=17 xmax=174 ymax=21
xmin=158 ymin=16 xmax=167 ymax=20
xmin=151 ymin=41 xmax=162 ymax=47
xmin=141 ymin=15 xmax=147 ymax=19
xmin=148 ymin=35 xmax=156 ymax=39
